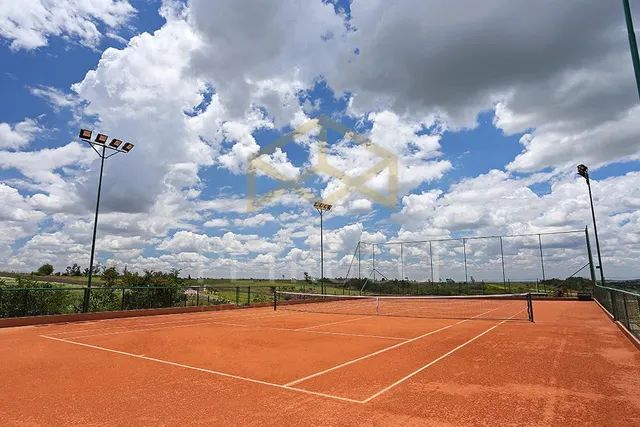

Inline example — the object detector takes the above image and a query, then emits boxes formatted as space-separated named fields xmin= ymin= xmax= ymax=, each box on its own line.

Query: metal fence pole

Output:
xmin=400 ymin=242 xmax=404 ymax=281
xmin=358 ymin=241 xmax=361 ymax=280
xmin=372 ymin=244 xmax=376 ymax=282
xmin=538 ymin=234 xmax=546 ymax=282
xmin=622 ymin=293 xmax=630 ymax=329
xmin=429 ymin=241 xmax=434 ymax=284
xmin=235 ymin=286 xmax=239 ymax=306
xmin=248 ymin=286 xmax=251 ymax=305
xmin=610 ymin=290 xmax=618 ymax=320
xmin=462 ymin=238 xmax=468 ymax=285
xmin=499 ymin=236 xmax=506 ymax=290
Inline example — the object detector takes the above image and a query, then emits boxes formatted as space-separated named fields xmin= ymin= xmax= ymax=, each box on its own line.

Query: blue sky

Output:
xmin=0 ymin=0 xmax=639 ymax=280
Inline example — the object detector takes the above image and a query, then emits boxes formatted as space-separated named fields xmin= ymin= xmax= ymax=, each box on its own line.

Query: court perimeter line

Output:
xmin=63 ymin=320 xmax=407 ymax=342
xmin=362 ymin=308 xmax=526 ymax=402
xmin=39 ymin=334 xmax=365 ymax=404
xmin=294 ymin=315 xmax=375 ymax=331
xmin=46 ymin=308 xmax=296 ymax=336
xmin=284 ymin=305 xmax=505 ymax=387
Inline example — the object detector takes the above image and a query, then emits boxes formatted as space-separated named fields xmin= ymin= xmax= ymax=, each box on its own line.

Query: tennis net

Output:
xmin=274 ymin=291 xmax=534 ymax=322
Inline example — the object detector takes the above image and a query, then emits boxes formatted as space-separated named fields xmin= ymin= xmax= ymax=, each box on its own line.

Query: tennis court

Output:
xmin=2 ymin=294 xmax=639 ymax=425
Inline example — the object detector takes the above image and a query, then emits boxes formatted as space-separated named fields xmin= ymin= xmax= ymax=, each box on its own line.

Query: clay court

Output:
xmin=2 ymin=297 xmax=639 ymax=426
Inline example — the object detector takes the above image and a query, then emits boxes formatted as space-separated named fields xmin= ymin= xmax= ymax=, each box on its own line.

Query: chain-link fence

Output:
xmin=594 ymin=285 xmax=640 ymax=341
xmin=346 ymin=229 xmax=595 ymax=295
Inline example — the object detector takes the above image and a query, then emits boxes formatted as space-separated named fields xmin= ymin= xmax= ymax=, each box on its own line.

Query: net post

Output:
xmin=527 ymin=293 xmax=534 ymax=322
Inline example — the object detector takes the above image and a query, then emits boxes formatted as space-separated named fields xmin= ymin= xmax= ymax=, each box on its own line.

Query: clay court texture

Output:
xmin=2 ymin=297 xmax=639 ymax=426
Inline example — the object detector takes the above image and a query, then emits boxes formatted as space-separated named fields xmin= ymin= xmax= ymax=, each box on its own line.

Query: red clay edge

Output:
xmin=615 ymin=321 xmax=640 ymax=351
xmin=593 ymin=299 xmax=639 ymax=351
xmin=0 ymin=302 xmax=273 ymax=329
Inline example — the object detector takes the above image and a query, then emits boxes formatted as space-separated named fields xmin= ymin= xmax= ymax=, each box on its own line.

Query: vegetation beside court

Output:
xmin=0 ymin=261 xmax=599 ymax=320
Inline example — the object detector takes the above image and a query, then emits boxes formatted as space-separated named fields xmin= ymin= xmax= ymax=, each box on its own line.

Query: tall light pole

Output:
xmin=79 ymin=129 xmax=135 ymax=312
xmin=314 ymin=201 xmax=332 ymax=294
xmin=577 ymin=164 xmax=605 ymax=287
xmin=623 ymin=0 xmax=640 ymax=99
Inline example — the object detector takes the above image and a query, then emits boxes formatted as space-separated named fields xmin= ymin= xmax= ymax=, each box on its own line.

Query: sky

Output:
xmin=0 ymin=0 xmax=639 ymax=281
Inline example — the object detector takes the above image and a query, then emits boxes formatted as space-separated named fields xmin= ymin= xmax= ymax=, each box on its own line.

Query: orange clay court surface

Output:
xmin=1 ymin=299 xmax=639 ymax=426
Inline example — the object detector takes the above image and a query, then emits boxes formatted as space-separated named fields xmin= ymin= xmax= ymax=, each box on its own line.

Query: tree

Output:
xmin=36 ymin=264 xmax=54 ymax=276
xmin=66 ymin=263 xmax=82 ymax=276
xmin=303 ymin=272 xmax=311 ymax=283
xmin=102 ymin=266 xmax=119 ymax=286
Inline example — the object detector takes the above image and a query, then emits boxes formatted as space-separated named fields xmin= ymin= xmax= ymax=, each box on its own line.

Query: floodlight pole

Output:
xmin=623 ymin=0 xmax=640 ymax=99
xmin=314 ymin=202 xmax=332 ymax=294
xmin=577 ymin=165 xmax=605 ymax=287
xmin=85 ymin=144 xmax=106 ymax=311
xmin=320 ymin=209 xmax=324 ymax=294
xmin=79 ymin=130 xmax=134 ymax=312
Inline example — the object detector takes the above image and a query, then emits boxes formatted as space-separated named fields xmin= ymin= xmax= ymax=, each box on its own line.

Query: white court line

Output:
xmin=40 ymin=334 xmax=364 ymax=404
xmin=361 ymin=308 xmax=526 ymax=403
xmin=64 ymin=318 xmax=406 ymax=342
xmin=46 ymin=308 xmax=293 ymax=336
xmin=294 ymin=315 xmax=375 ymax=331
xmin=284 ymin=305 xmax=505 ymax=387
xmin=301 ymin=329 xmax=406 ymax=341
xmin=65 ymin=320 xmax=249 ymax=339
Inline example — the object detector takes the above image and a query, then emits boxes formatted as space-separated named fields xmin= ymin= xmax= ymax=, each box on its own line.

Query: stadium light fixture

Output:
xmin=314 ymin=201 xmax=332 ymax=294
xmin=95 ymin=133 xmax=108 ymax=144
xmin=79 ymin=129 xmax=92 ymax=140
xmin=577 ymin=164 xmax=605 ymax=287
xmin=77 ymin=128 xmax=135 ymax=312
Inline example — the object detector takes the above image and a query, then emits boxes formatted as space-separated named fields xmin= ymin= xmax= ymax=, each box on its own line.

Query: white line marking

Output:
xmin=301 ymin=329 xmax=406 ymax=341
xmin=47 ymin=308 xmax=293 ymax=336
xmin=295 ymin=315 xmax=374 ymax=331
xmin=361 ymin=309 xmax=526 ymax=402
xmin=66 ymin=320 xmax=248 ymax=339
xmin=65 ymin=319 xmax=406 ymax=342
xmin=284 ymin=305 xmax=505 ymax=387
xmin=40 ymin=334 xmax=364 ymax=404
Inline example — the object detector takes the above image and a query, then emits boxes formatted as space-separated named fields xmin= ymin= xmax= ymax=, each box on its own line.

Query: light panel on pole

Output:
xmin=95 ymin=133 xmax=109 ymax=144
xmin=313 ymin=202 xmax=332 ymax=211
xmin=79 ymin=129 xmax=92 ymax=140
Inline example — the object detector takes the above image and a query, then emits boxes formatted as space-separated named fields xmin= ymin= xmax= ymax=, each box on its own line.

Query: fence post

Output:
xmin=462 ymin=238 xmax=468 ymax=285
xmin=248 ymin=286 xmax=251 ymax=306
xmin=622 ymin=293 xmax=630 ymax=329
xmin=400 ymin=242 xmax=404 ymax=281
xmin=121 ymin=288 xmax=125 ymax=310
xmin=235 ymin=287 xmax=239 ymax=306
xmin=538 ymin=234 xmax=546 ymax=282
xmin=196 ymin=288 xmax=200 ymax=306
xmin=610 ymin=290 xmax=618 ymax=320
xmin=429 ymin=241 xmax=434 ymax=284
xmin=499 ymin=236 xmax=506 ymax=290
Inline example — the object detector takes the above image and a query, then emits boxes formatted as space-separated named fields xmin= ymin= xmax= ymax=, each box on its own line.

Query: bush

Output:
xmin=0 ymin=277 xmax=79 ymax=317
xmin=36 ymin=264 xmax=54 ymax=276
